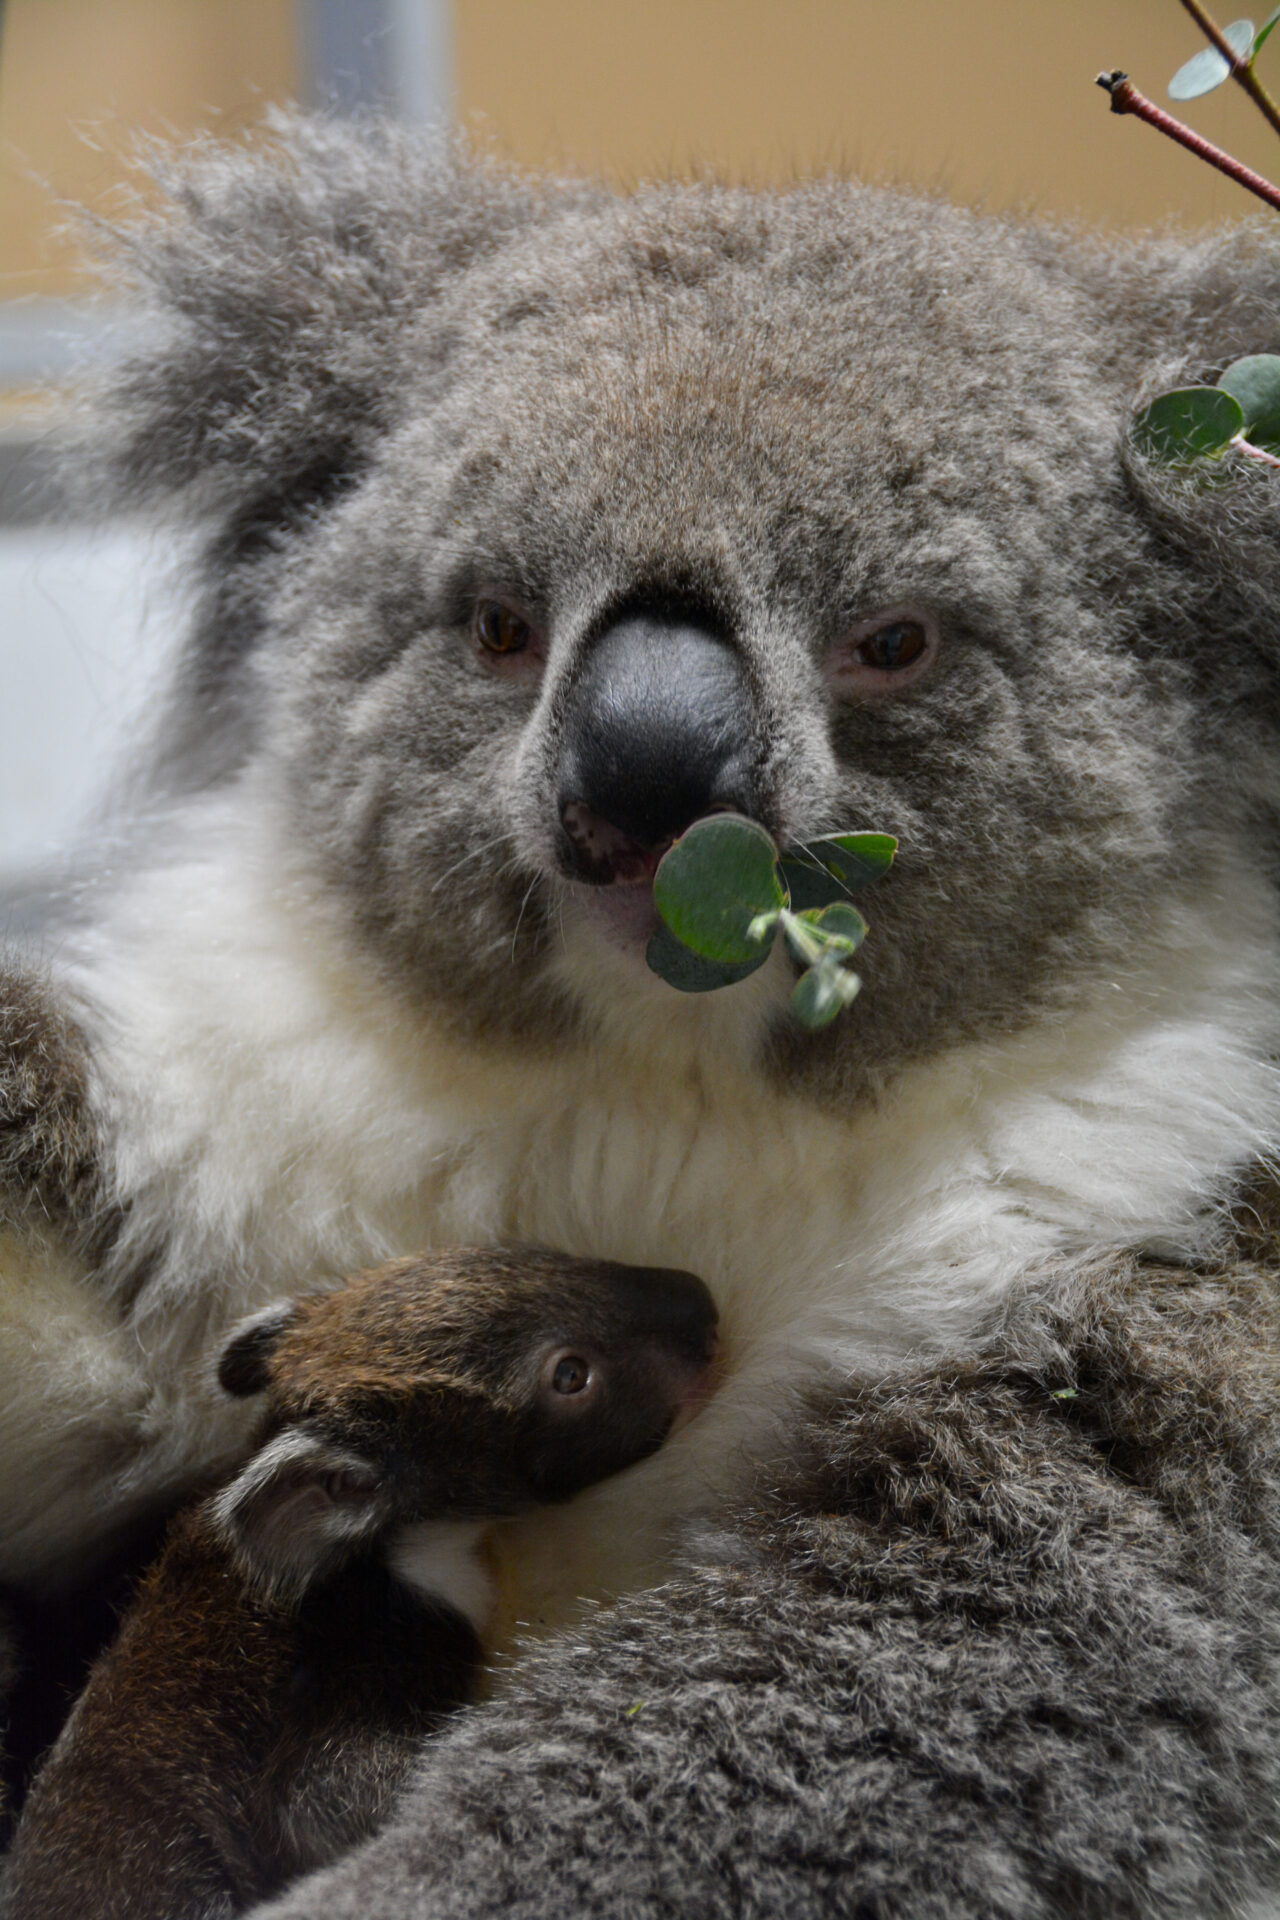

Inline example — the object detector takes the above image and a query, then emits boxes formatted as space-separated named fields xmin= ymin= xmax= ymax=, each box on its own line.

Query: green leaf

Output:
xmin=789 ymin=958 xmax=862 ymax=1031
xmin=778 ymin=857 xmax=849 ymax=913
xmin=653 ymin=814 xmax=784 ymax=964
xmin=1131 ymin=387 xmax=1244 ymax=464
xmin=782 ymin=902 xmax=868 ymax=968
xmin=1218 ymin=354 xmax=1280 ymax=447
xmin=1254 ymin=5 xmax=1280 ymax=52
xmin=1169 ymin=17 xmax=1254 ymax=98
xmin=645 ymin=921 xmax=771 ymax=993
xmin=806 ymin=901 xmax=869 ymax=952
xmin=781 ymin=833 xmax=897 ymax=908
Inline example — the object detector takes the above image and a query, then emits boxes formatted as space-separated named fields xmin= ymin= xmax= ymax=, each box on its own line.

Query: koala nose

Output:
xmin=556 ymin=614 xmax=759 ymax=883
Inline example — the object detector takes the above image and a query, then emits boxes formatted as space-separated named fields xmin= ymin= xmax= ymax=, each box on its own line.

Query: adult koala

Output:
xmin=5 ymin=112 xmax=1280 ymax=1916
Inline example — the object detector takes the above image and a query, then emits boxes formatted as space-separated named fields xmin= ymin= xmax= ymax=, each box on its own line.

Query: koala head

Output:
xmin=85 ymin=115 xmax=1280 ymax=1108
xmin=209 ymin=1247 xmax=718 ymax=1597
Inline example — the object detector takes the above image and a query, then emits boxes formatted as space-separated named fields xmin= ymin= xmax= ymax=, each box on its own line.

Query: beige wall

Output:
xmin=0 ymin=0 xmax=296 ymax=296
xmin=3 ymin=0 xmax=1280 ymax=300
xmin=452 ymin=0 xmax=1280 ymax=226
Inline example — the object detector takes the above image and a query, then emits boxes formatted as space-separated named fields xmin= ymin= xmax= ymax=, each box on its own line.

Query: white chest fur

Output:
xmin=12 ymin=804 xmax=1278 ymax=1616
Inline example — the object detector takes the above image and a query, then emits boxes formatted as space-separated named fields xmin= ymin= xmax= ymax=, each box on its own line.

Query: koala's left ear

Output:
xmin=217 ymin=1299 xmax=301 ymax=1397
xmin=1103 ymin=224 xmax=1280 ymax=658
xmin=209 ymin=1430 xmax=390 ymax=1601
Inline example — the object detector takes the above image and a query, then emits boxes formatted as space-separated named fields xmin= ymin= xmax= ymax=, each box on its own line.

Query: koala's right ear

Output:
xmin=217 ymin=1300 xmax=301 ymax=1398
xmin=73 ymin=112 xmax=552 ymax=526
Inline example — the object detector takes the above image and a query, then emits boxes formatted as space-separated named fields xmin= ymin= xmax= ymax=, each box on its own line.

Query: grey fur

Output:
xmin=253 ymin=1244 xmax=1280 ymax=1920
xmin=8 ymin=111 xmax=1280 ymax=1916
xmin=61 ymin=114 xmax=1280 ymax=1091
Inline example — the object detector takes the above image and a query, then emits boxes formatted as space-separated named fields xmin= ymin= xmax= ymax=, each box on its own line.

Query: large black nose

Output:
xmin=556 ymin=614 xmax=758 ymax=882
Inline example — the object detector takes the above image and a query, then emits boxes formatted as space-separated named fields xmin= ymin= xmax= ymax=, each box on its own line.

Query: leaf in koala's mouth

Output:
xmin=645 ymin=813 xmax=896 ymax=1028
xmin=779 ymin=834 xmax=897 ymax=909
xmin=645 ymin=921 xmax=771 ymax=992
xmin=651 ymin=814 xmax=785 ymax=965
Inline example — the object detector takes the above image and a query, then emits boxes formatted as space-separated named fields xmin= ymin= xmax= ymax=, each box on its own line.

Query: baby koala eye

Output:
xmin=539 ymin=1348 xmax=599 ymax=1404
xmin=826 ymin=606 xmax=939 ymax=695
xmin=551 ymin=1354 xmax=591 ymax=1395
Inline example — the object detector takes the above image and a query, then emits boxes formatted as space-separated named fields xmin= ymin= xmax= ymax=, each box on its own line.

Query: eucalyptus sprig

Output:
xmin=1132 ymin=352 xmax=1280 ymax=467
xmin=644 ymin=814 xmax=896 ymax=1032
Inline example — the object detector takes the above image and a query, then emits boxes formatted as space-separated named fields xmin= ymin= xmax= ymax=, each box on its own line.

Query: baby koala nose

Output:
xmin=556 ymin=612 xmax=761 ymax=883
xmin=600 ymin=1262 xmax=719 ymax=1368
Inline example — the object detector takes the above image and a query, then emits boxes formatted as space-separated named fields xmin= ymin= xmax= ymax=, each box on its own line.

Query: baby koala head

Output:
xmin=210 ymin=1247 xmax=718 ymax=1600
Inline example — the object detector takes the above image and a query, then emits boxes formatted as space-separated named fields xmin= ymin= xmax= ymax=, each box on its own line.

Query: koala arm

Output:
xmin=246 ymin=1257 xmax=1280 ymax=1920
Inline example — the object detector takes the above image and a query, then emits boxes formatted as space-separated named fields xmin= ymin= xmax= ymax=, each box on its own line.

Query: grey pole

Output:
xmin=296 ymin=0 xmax=452 ymax=121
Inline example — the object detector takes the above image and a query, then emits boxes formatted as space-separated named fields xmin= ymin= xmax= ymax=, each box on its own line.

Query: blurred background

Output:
xmin=1 ymin=0 xmax=1276 ymax=889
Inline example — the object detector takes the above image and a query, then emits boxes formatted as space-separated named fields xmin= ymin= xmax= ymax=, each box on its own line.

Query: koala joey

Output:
xmin=6 ymin=108 xmax=1280 ymax=1916
xmin=4 ymin=1247 xmax=717 ymax=1919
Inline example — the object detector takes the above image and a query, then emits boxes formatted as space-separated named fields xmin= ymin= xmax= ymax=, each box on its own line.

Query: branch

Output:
xmin=1176 ymin=0 xmax=1280 ymax=141
xmin=1232 ymin=433 xmax=1280 ymax=465
xmin=1096 ymin=71 xmax=1280 ymax=212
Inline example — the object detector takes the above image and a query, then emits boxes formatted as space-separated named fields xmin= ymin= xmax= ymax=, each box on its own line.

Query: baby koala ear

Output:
xmin=217 ymin=1300 xmax=302 ymax=1397
xmin=209 ymin=1431 xmax=391 ymax=1602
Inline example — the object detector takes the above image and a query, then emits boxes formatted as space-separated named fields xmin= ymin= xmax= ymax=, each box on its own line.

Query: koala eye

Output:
xmin=855 ymin=621 xmax=927 ymax=670
xmin=473 ymin=599 xmax=536 ymax=656
xmin=540 ymin=1349 xmax=598 ymax=1402
xmin=827 ymin=607 xmax=938 ymax=695
xmin=551 ymin=1354 xmax=591 ymax=1394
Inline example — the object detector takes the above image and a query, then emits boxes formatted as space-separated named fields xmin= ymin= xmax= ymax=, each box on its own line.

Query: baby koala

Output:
xmin=4 ymin=1247 xmax=718 ymax=1920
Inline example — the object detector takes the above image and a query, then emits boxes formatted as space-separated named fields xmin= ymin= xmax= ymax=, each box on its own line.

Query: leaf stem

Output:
xmin=1175 ymin=0 xmax=1280 ymax=140
xmin=1231 ymin=431 xmax=1280 ymax=465
xmin=1096 ymin=71 xmax=1280 ymax=210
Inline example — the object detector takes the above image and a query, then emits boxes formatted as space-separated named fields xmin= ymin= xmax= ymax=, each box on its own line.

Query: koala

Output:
xmin=4 ymin=1247 xmax=717 ymax=1919
xmin=5 ymin=109 xmax=1280 ymax=1914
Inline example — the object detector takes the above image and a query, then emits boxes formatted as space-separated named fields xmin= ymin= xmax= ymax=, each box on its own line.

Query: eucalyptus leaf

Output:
xmin=782 ymin=903 xmax=868 ymax=968
xmin=805 ymin=901 xmax=869 ymax=952
xmin=645 ymin=921 xmax=771 ymax=993
xmin=1131 ymin=387 xmax=1244 ymax=464
xmin=1218 ymin=354 xmax=1280 ymax=446
xmin=778 ymin=857 xmax=850 ymax=913
xmin=652 ymin=814 xmax=784 ymax=964
xmin=1254 ymin=5 xmax=1280 ymax=52
xmin=783 ymin=833 xmax=897 ymax=901
xmin=789 ymin=959 xmax=861 ymax=1031
xmin=1168 ymin=16 xmax=1254 ymax=98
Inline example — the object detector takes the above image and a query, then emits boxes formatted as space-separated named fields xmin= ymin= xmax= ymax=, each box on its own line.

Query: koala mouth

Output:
xmin=559 ymin=801 xmax=671 ymax=888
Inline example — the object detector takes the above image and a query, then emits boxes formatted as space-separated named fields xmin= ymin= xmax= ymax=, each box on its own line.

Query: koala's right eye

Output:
xmin=472 ymin=600 xmax=536 ymax=657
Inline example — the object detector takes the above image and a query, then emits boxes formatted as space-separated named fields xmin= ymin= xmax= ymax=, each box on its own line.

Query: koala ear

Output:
xmin=216 ymin=1300 xmax=301 ymax=1397
xmin=1106 ymin=227 xmax=1280 ymax=664
xmin=209 ymin=1430 xmax=390 ymax=1600
xmin=73 ymin=112 xmax=550 ymax=525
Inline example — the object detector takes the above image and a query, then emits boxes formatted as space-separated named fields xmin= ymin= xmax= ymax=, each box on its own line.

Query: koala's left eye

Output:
xmin=855 ymin=621 xmax=927 ymax=671
xmin=826 ymin=606 xmax=939 ymax=694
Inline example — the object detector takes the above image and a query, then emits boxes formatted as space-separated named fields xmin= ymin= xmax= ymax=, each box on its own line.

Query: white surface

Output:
xmin=0 ymin=522 xmax=185 ymax=881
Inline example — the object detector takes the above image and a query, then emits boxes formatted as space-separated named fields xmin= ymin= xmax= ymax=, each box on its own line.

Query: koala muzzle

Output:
xmin=557 ymin=614 xmax=758 ymax=883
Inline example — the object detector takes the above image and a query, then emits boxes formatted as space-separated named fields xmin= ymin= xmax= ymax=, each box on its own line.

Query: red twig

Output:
xmin=1232 ymin=433 xmax=1280 ymax=466
xmin=1097 ymin=71 xmax=1280 ymax=211
xmin=1175 ymin=0 xmax=1280 ymax=140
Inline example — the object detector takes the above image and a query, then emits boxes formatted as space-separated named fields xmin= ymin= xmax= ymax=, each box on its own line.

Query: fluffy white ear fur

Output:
xmin=209 ymin=1431 xmax=391 ymax=1602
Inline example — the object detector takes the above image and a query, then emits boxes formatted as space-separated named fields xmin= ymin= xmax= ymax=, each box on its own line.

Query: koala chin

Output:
xmin=5 ymin=114 xmax=1280 ymax=1905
